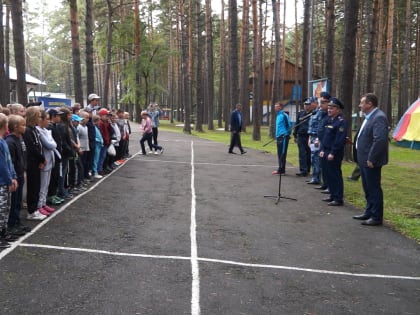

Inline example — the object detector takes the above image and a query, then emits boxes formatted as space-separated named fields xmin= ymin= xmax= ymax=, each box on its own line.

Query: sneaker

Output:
xmin=160 ymin=148 xmax=164 ymax=155
xmin=53 ymin=196 xmax=64 ymax=203
xmin=0 ymin=240 xmax=11 ymax=249
xmin=27 ymin=210 xmax=47 ymax=221
xmin=38 ymin=207 xmax=50 ymax=216
xmin=93 ymin=174 xmax=103 ymax=179
xmin=148 ymin=150 xmax=154 ymax=155
xmin=154 ymin=150 xmax=159 ymax=155
xmin=42 ymin=205 xmax=55 ymax=213
xmin=8 ymin=226 xmax=27 ymax=236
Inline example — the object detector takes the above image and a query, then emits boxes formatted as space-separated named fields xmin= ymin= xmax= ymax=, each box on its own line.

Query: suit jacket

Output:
xmin=356 ymin=108 xmax=389 ymax=167
xmin=230 ymin=110 xmax=242 ymax=132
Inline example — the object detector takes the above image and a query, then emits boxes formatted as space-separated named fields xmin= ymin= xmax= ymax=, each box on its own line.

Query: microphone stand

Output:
xmin=263 ymin=110 xmax=316 ymax=204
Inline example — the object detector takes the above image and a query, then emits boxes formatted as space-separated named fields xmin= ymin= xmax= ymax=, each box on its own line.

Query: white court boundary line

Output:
xmin=16 ymin=243 xmax=420 ymax=281
xmin=0 ymin=153 xmax=139 ymax=260
xmin=190 ymin=141 xmax=201 ymax=315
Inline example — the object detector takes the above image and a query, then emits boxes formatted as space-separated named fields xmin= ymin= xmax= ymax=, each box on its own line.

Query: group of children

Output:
xmin=0 ymin=103 xmax=131 ymax=249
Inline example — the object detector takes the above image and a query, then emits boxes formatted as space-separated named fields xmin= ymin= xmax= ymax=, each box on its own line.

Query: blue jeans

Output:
xmin=98 ymin=145 xmax=108 ymax=173
xmin=310 ymin=147 xmax=321 ymax=182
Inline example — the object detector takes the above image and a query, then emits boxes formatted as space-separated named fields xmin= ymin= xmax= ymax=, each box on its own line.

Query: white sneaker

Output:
xmin=154 ymin=150 xmax=159 ymax=155
xmin=93 ymin=174 xmax=103 ymax=179
xmin=27 ymin=210 xmax=47 ymax=221
xmin=148 ymin=150 xmax=154 ymax=155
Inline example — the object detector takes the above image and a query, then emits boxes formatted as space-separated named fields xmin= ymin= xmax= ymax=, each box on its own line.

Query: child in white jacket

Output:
xmin=36 ymin=110 xmax=59 ymax=216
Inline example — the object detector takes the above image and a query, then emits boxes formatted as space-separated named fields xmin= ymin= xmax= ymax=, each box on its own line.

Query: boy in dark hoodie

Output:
xmin=5 ymin=115 xmax=30 ymax=237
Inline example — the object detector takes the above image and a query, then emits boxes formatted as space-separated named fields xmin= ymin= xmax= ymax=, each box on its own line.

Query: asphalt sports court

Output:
xmin=0 ymin=128 xmax=419 ymax=314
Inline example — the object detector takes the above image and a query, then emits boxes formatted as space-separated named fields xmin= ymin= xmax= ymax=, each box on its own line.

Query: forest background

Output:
xmin=1 ymin=0 xmax=419 ymax=138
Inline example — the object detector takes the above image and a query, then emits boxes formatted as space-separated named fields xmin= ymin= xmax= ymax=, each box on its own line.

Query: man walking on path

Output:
xmin=228 ymin=103 xmax=246 ymax=154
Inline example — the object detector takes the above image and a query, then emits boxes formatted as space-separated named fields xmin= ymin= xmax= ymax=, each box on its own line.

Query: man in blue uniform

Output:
xmin=293 ymin=97 xmax=316 ymax=177
xmin=272 ymin=102 xmax=291 ymax=175
xmin=319 ymin=98 xmax=347 ymax=206
xmin=307 ymin=92 xmax=330 ymax=185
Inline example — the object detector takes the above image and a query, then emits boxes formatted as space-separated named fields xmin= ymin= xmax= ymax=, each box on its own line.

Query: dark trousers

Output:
xmin=297 ymin=134 xmax=311 ymax=174
xmin=26 ymin=164 xmax=41 ymax=214
xmin=322 ymin=151 xmax=344 ymax=202
xmin=152 ymin=127 xmax=158 ymax=146
xmin=8 ymin=175 xmax=24 ymax=227
xmin=140 ymin=133 xmax=162 ymax=154
xmin=229 ymin=131 xmax=244 ymax=153
xmin=360 ymin=165 xmax=383 ymax=221
xmin=48 ymin=161 xmax=60 ymax=197
xmin=276 ymin=136 xmax=289 ymax=173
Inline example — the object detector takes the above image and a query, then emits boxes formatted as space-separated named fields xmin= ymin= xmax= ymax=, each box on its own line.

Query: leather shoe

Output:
xmin=353 ymin=214 xmax=370 ymax=220
xmin=361 ymin=218 xmax=383 ymax=226
xmin=241 ymin=150 xmax=247 ymax=154
xmin=322 ymin=197 xmax=333 ymax=202
xmin=296 ymin=173 xmax=308 ymax=177
xmin=307 ymin=180 xmax=320 ymax=185
xmin=228 ymin=151 xmax=236 ymax=154
xmin=321 ymin=189 xmax=330 ymax=194
xmin=314 ymin=186 xmax=327 ymax=190
xmin=328 ymin=201 xmax=343 ymax=206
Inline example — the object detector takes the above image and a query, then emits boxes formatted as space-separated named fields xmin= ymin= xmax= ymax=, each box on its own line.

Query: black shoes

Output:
xmin=241 ymin=150 xmax=247 ymax=154
xmin=328 ymin=201 xmax=343 ymax=206
xmin=322 ymin=197 xmax=333 ymax=202
xmin=296 ymin=173 xmax=308 ymax=177
xmin=353 ymin=214 xmax=370 ymax=220
xmin=228 ymin=151 xmax=236 ymax=154
xmin=307 ymin=180 xmax=320 ymax=185
xmin=361 ymin=218 xmax=383 ymax=226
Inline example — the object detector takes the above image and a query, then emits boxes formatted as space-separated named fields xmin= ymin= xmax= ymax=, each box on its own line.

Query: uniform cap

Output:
xmin=328 ymin=97 xmax=344 ymax=109
xmin=304 ymin=96 xmax=318 ymax=104
xmin=320 ymin=91 xmax=331 ymax=100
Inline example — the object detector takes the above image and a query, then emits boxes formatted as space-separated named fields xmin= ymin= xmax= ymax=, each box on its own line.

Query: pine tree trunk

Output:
xmin=205 ymin=0 xmax=215 ymax=130
xmin=381 ymin=0 xmax=394 ymax=122
xmin=85 ymin=0 xmax=95 ymax=97
xmin=10 ymin=0 xmax=27 ymax=105
xmin=239 ymin=0 xmax=250 ymax=129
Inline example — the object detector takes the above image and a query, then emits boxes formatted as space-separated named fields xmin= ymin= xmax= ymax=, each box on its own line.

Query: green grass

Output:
xmin=160 ymin=121 xmax=420 ymax=243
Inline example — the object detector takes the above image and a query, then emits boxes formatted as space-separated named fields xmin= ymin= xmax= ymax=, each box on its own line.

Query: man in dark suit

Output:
xmin=353 ymin=93 xmax=389 ymax=226
xmin=228 ymin=103 xmax=246 ymax=154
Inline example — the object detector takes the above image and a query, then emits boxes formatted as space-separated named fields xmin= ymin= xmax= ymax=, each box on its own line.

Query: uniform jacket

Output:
xmin=320 ymin=114 xmax=347 ymax=156
xmin=356 ymin=108 xmax=389 ymax=167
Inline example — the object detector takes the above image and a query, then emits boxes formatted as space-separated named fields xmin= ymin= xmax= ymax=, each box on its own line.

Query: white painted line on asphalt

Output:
xmin=0 ymin=153 xmax=138 ymax=261
xmin=133 ymin=158 xmax=277 ymax=169
xmin=190 ymin=141 xmax=201 ymax=315
xmin=17 ymin=243 xmax=420 ymax=281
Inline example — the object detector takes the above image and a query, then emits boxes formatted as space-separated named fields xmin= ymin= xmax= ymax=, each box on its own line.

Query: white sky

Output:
xmin=211 ymin=0 xmax=304 ymax=27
